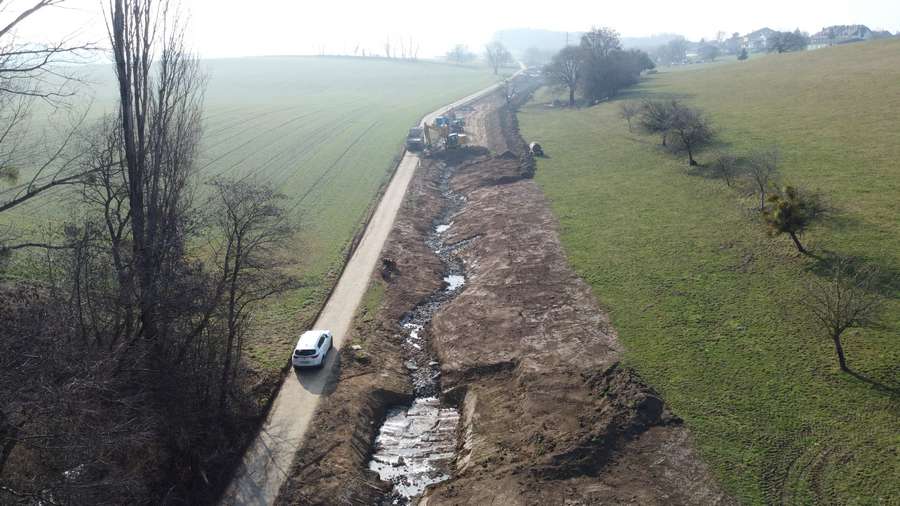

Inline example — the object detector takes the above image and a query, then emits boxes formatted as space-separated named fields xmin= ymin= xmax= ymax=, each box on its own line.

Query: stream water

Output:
xmin=367 ymin=159 xmax=471 ymax=504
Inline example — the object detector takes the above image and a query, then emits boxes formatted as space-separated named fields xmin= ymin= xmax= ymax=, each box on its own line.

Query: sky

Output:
xmin=9 ymin=0 xmax=900 ymax=59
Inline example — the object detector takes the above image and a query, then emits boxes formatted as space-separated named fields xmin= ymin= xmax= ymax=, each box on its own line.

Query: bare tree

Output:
xmin=580 ymin=26 xmax=622 ymax=59
xmin=446 ymin=44 xmax=474 ymax=64
xmin=0 ymin=109 xmax=89 ymax=216
xmin=545 ymin=46 xmax=581 ymax=107
xmin=2 ymin=2 xmax=299 ymax=503
xmin=0 ymin=0 xmax=94 ymax=230
xmin=639 ymin=99 xmax=675 ymax=146
xmin=484 ymin=41 xmax=512 ymax=75
xmin=0 ymin=0 xmax=93 ymax=102
xmin=408 ymin=36 xmax=419 ymax=60
xmin=76 ymin=116 xmax=135 ymax=342
xmin=803 ymin=258 xmax=883 ymax=372
xmin=655 ymin=37 xmax=689 ymax=65
xmin=108 ymin=0 xmax=206 ymax=346
xmin=668 ymin=102 xmax=715 ymax=166
xmin=710 ymin=152 xmax=742 ymax=187
xmin=206 ymin=178 xmax=295 ymax=410
xmin=746 ymin=148 xmax=780 ymax=211
xmin=619 ymin=101 xmax=641 ymax=131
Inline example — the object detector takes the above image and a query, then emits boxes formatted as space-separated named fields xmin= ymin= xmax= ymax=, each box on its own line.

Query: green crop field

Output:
xmin=520 ymin=39 xmax=900 ymax=504
xmin=2 ymin=56 xmax=498 ymax=375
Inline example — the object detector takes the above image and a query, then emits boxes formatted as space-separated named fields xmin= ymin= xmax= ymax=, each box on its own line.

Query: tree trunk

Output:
xmin=0 ymin=417 xmax=18 ymax=476
xmin=568 ymin=86 xmax=575 ymax=107
xmin=219 ymin=237 xmax=243 ymax=411
xmin=833 ymin=333 xmax=848 ymax=371
xmin=788 ymin=231 xmax=808 ymax=254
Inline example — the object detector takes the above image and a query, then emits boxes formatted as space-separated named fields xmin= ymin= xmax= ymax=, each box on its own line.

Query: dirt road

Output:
xmin=219 ymin=80 xmax=513 ymax=506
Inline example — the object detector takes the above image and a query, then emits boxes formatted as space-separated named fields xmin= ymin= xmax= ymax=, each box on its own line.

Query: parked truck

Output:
xmin=406 ymin=127 xmax=426 ymax=151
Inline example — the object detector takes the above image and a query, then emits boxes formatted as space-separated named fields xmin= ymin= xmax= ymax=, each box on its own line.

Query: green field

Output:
xmin=520 ymin=40 xmax=900 ymax=504
xmin=2 ymin=56 xmax=498 ymax=374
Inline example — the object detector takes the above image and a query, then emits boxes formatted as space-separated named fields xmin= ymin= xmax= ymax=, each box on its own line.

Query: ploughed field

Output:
xmin=2 ymin=56 xmax=497 ymax=378
xmin=519 ymin=39 xmax=900 ymax=504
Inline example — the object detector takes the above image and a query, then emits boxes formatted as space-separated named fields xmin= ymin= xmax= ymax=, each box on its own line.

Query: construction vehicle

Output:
xmin=411 ymin=112 xmax=469 ymax=153
xmin=446 ymin=132 xmax=467 ymax=149
xmin=406 ymin=127 xmax=426 ymax=151
xmin=422 ymin=122 xmax=443 ymax=149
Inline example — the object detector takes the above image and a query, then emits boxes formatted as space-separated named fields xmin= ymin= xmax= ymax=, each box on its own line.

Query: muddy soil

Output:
xmin=365 ymin=143 xmax=484 ymax=503
xmin=420 ymin=87 xmax=732 ymax=505
xmin=276 ymin=81 xmax=733 ymax=505
xmin=274 ymin=135 xmax=454 ymax=505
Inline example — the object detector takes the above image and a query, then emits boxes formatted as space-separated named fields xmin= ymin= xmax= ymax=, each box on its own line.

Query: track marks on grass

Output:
xmin=290 ymin=119 xmax=382 ymax=215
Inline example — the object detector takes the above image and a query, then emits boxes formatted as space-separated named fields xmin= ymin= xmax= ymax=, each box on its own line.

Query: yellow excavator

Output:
xmin=423 ymin=115 xmax=467 ymax=151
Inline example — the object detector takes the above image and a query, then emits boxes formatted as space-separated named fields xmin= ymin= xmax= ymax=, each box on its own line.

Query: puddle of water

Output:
xmin=369 ymin=397 xmax=460 ymax=501
xmin=443 ymin=274 xmax=465 ymax=292
xmin=404 ymin=322 xmax=423 ymax=340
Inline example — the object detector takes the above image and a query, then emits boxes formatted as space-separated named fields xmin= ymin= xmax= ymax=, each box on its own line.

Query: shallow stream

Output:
xmin=367 ymin=158 xmax=471 ymax=504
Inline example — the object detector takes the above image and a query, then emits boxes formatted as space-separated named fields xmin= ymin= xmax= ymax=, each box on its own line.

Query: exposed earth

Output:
xmin=221 ymin=83 xmax=507 ymax=506
xmin=275 ymin=79 xmax=733 ymax=505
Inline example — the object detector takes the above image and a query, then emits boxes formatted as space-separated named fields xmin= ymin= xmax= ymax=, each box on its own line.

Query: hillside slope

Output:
xmin=520 ymin=40 xmax=900 ymax=504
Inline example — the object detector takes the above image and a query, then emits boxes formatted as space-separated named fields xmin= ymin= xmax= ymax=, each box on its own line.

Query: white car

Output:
xmin=292 ymin=330 xmax=333 ymax=368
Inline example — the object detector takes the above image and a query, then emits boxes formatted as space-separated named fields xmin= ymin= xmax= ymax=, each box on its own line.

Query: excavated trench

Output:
xmin=367 ymin=156 xmax=474 ymax=504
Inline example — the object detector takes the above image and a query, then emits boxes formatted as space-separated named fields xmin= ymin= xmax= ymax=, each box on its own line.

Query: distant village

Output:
xmin=671 ymin=25 xmax=897 ymax=64
xmin=498 ymin=25 xmax=898 ymax=68
xmin=743 ymin=25 xmax=893 ymax=52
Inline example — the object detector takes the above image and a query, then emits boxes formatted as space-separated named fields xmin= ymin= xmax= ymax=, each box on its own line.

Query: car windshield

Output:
xmin=295 ymin=349 xmax=317 ymax=356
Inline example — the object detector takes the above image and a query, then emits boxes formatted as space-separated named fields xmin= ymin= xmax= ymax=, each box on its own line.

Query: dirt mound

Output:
xmin=416 ymin=94 xmax=732 ymax=504
xmin=530 ymin=364 xmax=680 ymax=480
xmin=433 ymin=176 xmax=620 ymax=381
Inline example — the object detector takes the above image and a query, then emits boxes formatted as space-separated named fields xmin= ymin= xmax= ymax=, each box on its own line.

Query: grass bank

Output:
xmin=519 ymin=39 xmax=899 ymax=503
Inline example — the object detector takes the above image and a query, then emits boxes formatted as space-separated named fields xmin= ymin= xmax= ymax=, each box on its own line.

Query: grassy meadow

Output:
xmin=1 ymin=56 xmax=498 ymax=376
xmin=520 ymin=39 xmax=900 ymax=504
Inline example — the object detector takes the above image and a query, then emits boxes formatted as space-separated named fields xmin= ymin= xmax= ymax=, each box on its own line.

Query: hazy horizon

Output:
xmin=10 ymin=0 xmax=900 ymax=60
